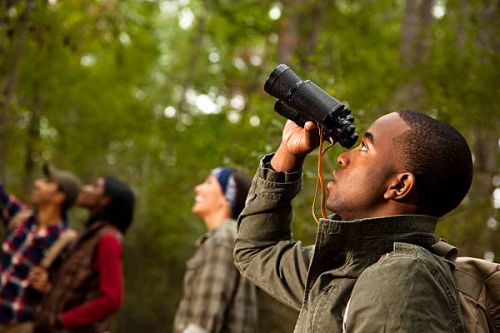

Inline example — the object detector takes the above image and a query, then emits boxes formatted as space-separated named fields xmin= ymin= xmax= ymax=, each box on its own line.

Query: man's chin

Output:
xmin=325 ymin=199 xmax=345 ymax=219
xmin=325 ymin=200 xmax=336 ymax=214
xmin=192 ymin=206 xmax=202 ymax=217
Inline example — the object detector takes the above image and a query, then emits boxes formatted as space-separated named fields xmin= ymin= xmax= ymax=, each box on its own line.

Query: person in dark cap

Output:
xmin=29 ymin=177 xmax=134 ymax=332
xmin=0 ymin=164 xmax=81 ymax=333
xmin=173 ymin=167 xmax=258 ymax=333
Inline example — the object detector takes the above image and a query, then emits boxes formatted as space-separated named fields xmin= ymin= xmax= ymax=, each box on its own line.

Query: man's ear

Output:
xmin=384 ymin=172 xmax=416 ymax=200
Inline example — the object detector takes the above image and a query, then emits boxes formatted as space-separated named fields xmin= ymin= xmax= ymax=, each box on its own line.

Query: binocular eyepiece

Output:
xmin=264 ymin=64 xmax=358 ymax=148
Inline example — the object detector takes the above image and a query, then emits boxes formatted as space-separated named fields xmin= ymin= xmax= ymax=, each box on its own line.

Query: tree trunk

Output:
xmin=175 ymin=1 xmax=209 ymax=116
xmin=22 ymin=91 xmax=42 ymax=193
xmin=299 ymin=3 xmax=324 ymax=73
xmin=277 ymin=0 xmax=301 ymax=64
xmin=277 ymin=0 xmax=326 ymax=71
xmin=395 ymin=0 xmax=434 ymax=108
xmin=0 ymin=0 xmax=36 ymax=179
xmin=440 ymin=0 xmax=500 ymax=258
xmin=465 ymin=0 xmax=500 ymax=258
xmin=400 ymin=0 xmax=434 ymax=68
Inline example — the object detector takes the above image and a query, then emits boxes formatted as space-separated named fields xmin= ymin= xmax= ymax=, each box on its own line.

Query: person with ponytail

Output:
xmin=29 ymin=177 xmax=134 ymax=333
xmin=173 ymin=167 xmax=257 ymax=333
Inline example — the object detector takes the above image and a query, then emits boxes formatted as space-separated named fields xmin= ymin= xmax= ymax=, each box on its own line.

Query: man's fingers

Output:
xmin=304 ymin=121 xmax=320 ymax=150
xmin=304 ymin=121 xmax=316 ymax=131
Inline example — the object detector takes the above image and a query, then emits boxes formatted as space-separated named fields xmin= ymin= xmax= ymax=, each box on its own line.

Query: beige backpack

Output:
xmin=432 ymin=240 xmax=500 ymax=333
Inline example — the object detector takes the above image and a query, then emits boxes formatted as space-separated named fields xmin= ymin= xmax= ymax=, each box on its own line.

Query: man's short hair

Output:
xmin=395 ymin=110 xmax=473 ymax=217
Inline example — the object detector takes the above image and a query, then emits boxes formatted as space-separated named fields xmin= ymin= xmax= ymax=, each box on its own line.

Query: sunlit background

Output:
xmin=1 ymin=0 xmax=498 ymax=332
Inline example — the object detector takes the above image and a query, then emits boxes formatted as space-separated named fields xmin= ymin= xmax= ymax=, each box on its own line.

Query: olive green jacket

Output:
xmin=234 ymin=155 xmax=464 ymax=332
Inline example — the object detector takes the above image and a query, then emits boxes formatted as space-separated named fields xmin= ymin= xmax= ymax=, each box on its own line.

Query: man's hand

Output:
xmin=271 ymin=120 xmax=320 ymax=172
xmin=28 ymin=266 xmax=52 ymax=293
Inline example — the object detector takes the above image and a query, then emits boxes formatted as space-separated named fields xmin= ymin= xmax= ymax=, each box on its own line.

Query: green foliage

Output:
xmin=0 ymin=0 xmax=498 ymax=331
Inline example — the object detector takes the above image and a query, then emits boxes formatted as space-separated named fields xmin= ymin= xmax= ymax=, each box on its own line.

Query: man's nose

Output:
xmin=336 ymin=151 xmax=350 ymax=167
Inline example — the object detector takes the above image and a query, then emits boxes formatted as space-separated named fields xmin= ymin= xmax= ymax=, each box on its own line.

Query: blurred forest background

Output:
xmin=0 ymin=0 xmax=499 ymax=332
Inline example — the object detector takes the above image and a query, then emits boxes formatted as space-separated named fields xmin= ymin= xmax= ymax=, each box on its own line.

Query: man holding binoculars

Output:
xmin=234 ymin=66 xmax=472 ymax=332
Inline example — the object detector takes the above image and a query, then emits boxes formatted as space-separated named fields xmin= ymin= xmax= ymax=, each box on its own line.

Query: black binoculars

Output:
xmin=264 ymin=64 xmax=358 ymax=148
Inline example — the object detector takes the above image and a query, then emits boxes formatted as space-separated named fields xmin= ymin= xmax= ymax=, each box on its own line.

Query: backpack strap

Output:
xmin=9 ymin=210 xmax=78 ymax=269
xmin=40 ymin=228 xmax=78 ymax=268
xmin=432 ymin=239 xmax=498 ymax=301
xmin=431 ymin=239 xmax=500 ymax=332
xmin=8 ymin=209 xmax=33 ymax=231
xmin=431 ymin=238 xmax=458 ymax=262
xmin=453 ymin=257 xmax=500 ymax=301
xmin=453 ymin=260 xmax=482 ymax=300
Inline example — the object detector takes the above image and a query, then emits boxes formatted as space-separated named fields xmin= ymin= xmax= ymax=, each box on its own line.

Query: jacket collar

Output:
xmin=317 ymin=214 xmax=437 ymax=249
xmin=305 ymin=215 xmax=438 ymax=294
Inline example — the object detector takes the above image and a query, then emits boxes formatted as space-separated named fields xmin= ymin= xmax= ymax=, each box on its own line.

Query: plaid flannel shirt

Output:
xmin=174 ymin=220 xmax=258 ymax=333
xmin=0 ymin=182 xmax=67 ymax=324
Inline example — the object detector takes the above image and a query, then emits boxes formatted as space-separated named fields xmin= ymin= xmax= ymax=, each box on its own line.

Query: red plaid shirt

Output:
xmin=0 ymin=182 xmax=68 ymax=324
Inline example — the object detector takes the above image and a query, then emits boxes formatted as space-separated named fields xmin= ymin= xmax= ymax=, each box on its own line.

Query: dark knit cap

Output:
xmin=210 ymin=167 xmax=251 ymax=219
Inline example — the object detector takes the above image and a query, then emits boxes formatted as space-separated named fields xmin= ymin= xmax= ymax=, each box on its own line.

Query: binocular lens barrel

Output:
xmin=264 ymin=64 xmax=358 ymax=148
xmin=264 ymin=64 xmax=301 ymax=100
